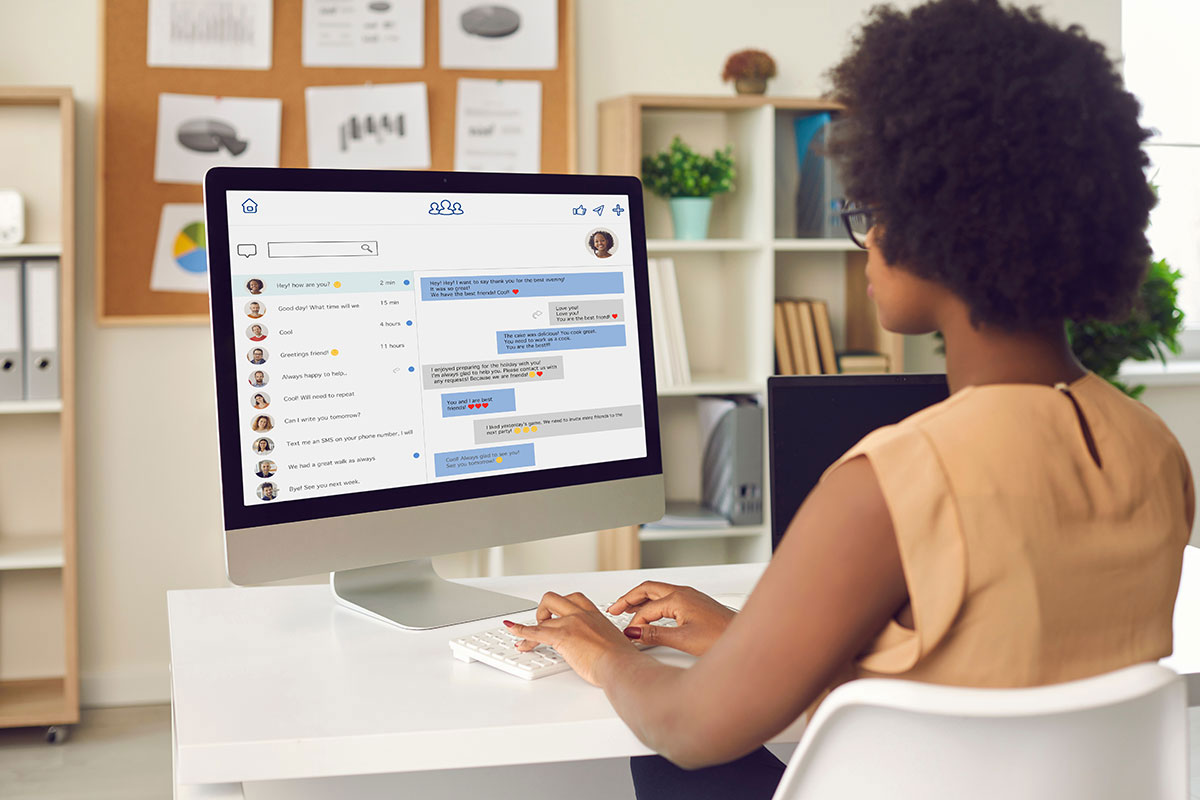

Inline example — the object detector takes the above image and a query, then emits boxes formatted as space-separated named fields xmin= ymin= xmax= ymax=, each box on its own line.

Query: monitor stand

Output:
xmin=331 ymin=557 xmax=537 ymax=630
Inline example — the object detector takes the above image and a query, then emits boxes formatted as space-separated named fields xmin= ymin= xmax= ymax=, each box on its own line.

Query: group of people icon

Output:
xmin=246 ymin=292 xmax=279 ymax=501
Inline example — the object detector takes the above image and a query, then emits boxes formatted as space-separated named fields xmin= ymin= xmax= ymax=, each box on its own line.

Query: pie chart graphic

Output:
xmin=173 ymin=221 xmax=208 ymax=274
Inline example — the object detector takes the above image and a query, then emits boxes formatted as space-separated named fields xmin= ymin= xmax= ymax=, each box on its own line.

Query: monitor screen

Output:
xmin=767 ymin=374 xmax=950 ymax=550
xmin=206 ymin=170 xmax=660 ymax=532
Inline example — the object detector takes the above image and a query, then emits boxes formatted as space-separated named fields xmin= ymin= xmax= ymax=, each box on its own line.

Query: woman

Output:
xmin=251 ymin=415 xmax=272 ymax=433
xmin=506 ymin=2 xmax=1194 ymax=797
xmin=246 ymin=278 xmax=264 ymax=295
xmin=252 ymin=393 xmax=269 ymax=410
xmin=589 ymin=230 xmax=614 ymax=259
xmin=253 ymin=438 xmax=273 ymax=455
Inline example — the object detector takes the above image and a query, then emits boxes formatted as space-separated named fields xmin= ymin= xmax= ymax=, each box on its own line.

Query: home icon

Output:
xmin=242 ymin=198 xmax=258 ymax=214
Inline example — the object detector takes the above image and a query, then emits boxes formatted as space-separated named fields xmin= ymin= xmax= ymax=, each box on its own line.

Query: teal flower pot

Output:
xmin=669 ymin=197 xmax=714 ymax=240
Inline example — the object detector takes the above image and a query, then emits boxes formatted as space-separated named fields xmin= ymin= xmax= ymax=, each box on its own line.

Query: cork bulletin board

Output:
xmin=97 ymin=0 xmax=577 ymax=325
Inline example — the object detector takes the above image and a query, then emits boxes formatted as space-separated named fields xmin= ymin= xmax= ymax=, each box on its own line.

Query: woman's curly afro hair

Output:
xmin=828 ymin=0 xmax=1155 ymax=330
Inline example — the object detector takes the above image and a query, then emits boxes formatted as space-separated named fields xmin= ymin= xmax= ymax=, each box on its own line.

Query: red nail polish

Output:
xmin=623 ymin=626 xmax=642 ymax=640
xmin=503 ymin=620 xmax=515 ymax=628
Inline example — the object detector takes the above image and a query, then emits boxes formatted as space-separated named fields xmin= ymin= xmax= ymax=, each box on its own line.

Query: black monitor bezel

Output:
xmin=766 ymin=373 xmax=950 ymax=550
xmin=205 ymin=167 xmax=661 ymax=531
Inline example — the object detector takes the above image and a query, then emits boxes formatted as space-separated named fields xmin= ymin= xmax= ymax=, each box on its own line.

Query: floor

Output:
xmin=0 ymin=704 xmax=1198 ymax=799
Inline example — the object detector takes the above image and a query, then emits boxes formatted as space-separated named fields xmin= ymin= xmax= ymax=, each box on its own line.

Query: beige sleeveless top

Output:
xmin=822 ymin=372 xmax=1194 ymax=689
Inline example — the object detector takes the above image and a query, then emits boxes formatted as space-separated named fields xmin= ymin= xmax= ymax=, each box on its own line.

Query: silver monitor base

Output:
xmin=331 ymin=558 xmax=537 ymax=630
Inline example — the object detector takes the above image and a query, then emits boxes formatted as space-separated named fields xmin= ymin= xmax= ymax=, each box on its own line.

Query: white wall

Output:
xmin=1 ymin=0 xmax=1165 ymax=708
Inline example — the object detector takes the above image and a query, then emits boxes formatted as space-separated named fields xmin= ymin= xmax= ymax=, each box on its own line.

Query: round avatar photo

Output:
xmin=250 ymin=414 xmax=274 ymax=433
xmin=248 ymin=370 xmax=268 ymax=388
xmin=587 ymin=228 xmax=616 ymax=259
xmin=246 ymin=278 xmax=264 ymax=295
xmin=255 ymin=459 xmax=277 ymax=479
xmin=251 ymin=392 xmax=270 ymax=410
xmin=246 ymin=323 xmax=268 ymax=342
xmin=257 ymin=482 xmax=278 ymax=501
xmin=245 ymin=300 xmax=265 ymax=319
xmin=252 ymin=437 xmax=274 ymax=455
xmin=247 ymin=347 xmax=268 ymax=365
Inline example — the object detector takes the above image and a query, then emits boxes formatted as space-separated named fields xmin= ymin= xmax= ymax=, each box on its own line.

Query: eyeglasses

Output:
xmin=839 ymin=201 xmax=879 ymax=250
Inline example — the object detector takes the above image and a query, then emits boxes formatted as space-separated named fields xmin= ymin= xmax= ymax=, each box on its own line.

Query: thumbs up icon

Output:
xmin=572 ymin=205 xmax=587 ymax=216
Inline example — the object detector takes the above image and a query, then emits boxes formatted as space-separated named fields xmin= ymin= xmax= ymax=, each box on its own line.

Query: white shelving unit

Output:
xmin=598 ymin=95 xmax=903 ymax=569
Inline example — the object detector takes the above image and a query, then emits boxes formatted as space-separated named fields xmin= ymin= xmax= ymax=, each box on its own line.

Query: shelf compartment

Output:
xmin=0 ymin=399 xmax=63 ymax=415
xmin=658 ymin=378 xmax=763 ymax=397
xmin=0 ymin=677 xmax=74 ymax=728
xmin=0 ymin=534 xmax=64 ymax=570
xmin=640 ymin=524 xmax=766 ymax=542
xmin=773 ymin=238 xmax=859 ymax=252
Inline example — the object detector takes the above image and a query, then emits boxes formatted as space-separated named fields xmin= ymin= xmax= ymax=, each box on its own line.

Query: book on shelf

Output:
xmin=837 ymin=351 xmax=890 ymax=373
xmin=774 ymin=298 xmax=838 ymax=375
xmin=647 ymin=257 xmax=691 ymax=388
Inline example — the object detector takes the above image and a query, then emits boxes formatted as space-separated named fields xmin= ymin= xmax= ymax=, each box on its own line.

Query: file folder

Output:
xmin=22 ymin=259 xmax=59 ymax=401
xmin=0 ymin=260 xmax=22 ymax=401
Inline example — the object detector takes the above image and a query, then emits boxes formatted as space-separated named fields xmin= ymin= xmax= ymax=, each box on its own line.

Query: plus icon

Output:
xmin=612 ymin=204 xmax=625 ymax=216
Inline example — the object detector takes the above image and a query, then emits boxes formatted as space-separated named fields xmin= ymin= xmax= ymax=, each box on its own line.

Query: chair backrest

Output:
xmin=771 ymin=663 xmax=1188 ymax=800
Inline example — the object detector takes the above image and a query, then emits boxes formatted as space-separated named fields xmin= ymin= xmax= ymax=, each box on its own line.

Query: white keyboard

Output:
xmin=449 ymin=601 xmax=678 ymax=680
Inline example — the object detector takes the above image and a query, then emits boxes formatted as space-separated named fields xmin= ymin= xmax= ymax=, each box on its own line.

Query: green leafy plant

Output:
xmin=1066 ymin=257 xmax=1185 ymax=399
xmin=641 ymin=137 xmax=735 ymax=199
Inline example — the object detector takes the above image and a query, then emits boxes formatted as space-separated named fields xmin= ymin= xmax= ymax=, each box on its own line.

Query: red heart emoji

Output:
xmin=512 ymin=289 xmax=519 ymax=294
xmin=468 ymin=404 xmax=476 ymax=409
xmin=536 ymin=371 xmax=543 ymax=376
xmin=612 ymin=313 xmax=618 ymax=318
xmin=482 ymin=402 xmax=489 ymax=408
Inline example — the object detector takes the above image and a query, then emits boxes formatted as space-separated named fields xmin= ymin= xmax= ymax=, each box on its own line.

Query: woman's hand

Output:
xmin=606 ymin=582 xmax=735 ymax=657
xmin=507 ymin=592 xmax=641 ymax=686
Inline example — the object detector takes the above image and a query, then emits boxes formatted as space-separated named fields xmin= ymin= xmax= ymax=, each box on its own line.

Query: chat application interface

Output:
xmin=226 ymin=190 xmax=645 ymax=505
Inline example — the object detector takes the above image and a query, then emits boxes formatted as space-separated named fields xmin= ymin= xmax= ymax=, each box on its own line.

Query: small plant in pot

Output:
xmin=722 ymin=49 xmax=777 ymax=95
xmin=641 ymin=137 xmax=735 ymax=240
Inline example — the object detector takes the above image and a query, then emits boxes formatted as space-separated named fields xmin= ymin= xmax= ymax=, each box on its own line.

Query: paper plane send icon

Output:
xmin=572 ymin=205 xmax=587 ymax=216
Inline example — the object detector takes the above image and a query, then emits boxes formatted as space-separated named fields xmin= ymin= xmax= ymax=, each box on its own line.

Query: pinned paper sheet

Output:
xmin=154 ymin=93 xmax=282 ymax=185
xmin=150 ymin=204 xmax=209 ymax=294
xmin=440 ymin=0 xmax=557 ymax=70
xmin=147 ymin=0 xmax=273 ymax=70
xmin=303 ymin=0 xmax=424 ymax=68
xmin=454 ymin=79 xmax=541 ymax=173
xmin=305 ymin=83 xmax=431 ymax=169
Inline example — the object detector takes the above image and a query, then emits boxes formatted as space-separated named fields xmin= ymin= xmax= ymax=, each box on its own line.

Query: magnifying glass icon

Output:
xmin=361 ymin=243 xmax=374 ymax=253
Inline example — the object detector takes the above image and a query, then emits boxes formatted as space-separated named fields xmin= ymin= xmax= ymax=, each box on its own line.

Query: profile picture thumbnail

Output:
xmin=245 ymin=300 xmax=265 ymax=319
xmin=247 ymin=323 xmax=268 ymax=341
xmin=246 ymin=278 xmax=264 ymax=295
xmin=255 ymin=459 xmax=277 ymax=479
xmin=251 ymin=414 xmax=274 ymax=433
xmin=249 ymin=370 xmax=268 ymax=388
xmin=587 ymin=228 xmax=616 ymax=259
xmin=257 ymin=482 xmax=278 ymax=501
xmin=251 ymin=392 xmax=270 ymax=410
xmin=252 ymin=437 xmax=274 ymax=455
xmin=247 ymin=347 xmax=268 ymax=365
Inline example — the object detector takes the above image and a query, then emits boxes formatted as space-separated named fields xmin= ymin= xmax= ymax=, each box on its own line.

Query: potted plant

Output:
xmin=641 ymin=137 xmax=735 ymax=240
xmin=722 ymin=49 xmax=777 ymax=95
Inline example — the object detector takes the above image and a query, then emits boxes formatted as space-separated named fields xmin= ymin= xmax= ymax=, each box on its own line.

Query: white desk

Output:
xmin=167 ymin=563 xmax=795 ymax=800
xmin=169 ymin=549 xmax=1200 ymax=799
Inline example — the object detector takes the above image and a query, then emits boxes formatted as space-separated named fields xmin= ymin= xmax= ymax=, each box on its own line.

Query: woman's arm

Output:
xmin=592 ymin=455 xmax=909 ymax=768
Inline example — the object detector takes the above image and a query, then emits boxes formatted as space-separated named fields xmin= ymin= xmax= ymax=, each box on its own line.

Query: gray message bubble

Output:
xmin=473 ymin=405 xmax=643 ymax=445
xmin=423 ymin=356 xmax=565 ymax=389
xmin=549 ymin=299 xmax=624 ymax=325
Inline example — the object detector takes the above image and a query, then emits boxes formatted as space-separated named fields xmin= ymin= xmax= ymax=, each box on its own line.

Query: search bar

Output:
xmin=267 ymin=240 xmax=379 ymax=258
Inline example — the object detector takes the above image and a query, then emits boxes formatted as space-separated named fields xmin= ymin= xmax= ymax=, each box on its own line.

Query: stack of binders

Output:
xmin=647 ymin=257 xmax=691 ymax=388
xmin=0 ymin=258 xmax=60 ymax=401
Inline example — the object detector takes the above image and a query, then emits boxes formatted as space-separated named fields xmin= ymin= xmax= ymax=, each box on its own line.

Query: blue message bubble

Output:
xmin=441 ymin=388 xmax=517 ymax=418
xmin=434 ymin=444 xmax=535 ymax=477
xmin=496 ymin=325 xmax=626 ymax=354
xmin=235 ymin=272 xmax=414 ymax=296
xmin=421 ymin=272 xmax=623 ymax=301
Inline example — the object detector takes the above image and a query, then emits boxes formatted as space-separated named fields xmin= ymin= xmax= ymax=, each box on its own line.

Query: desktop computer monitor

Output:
xmin=204 ymin=167 xmax=664 ymax=629
xmin=767 ymin=374 xmax=950 ymax=551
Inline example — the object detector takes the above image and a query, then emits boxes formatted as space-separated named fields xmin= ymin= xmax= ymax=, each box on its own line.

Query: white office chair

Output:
xmin=771 ymin=662 xmax=1189 ymax=800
